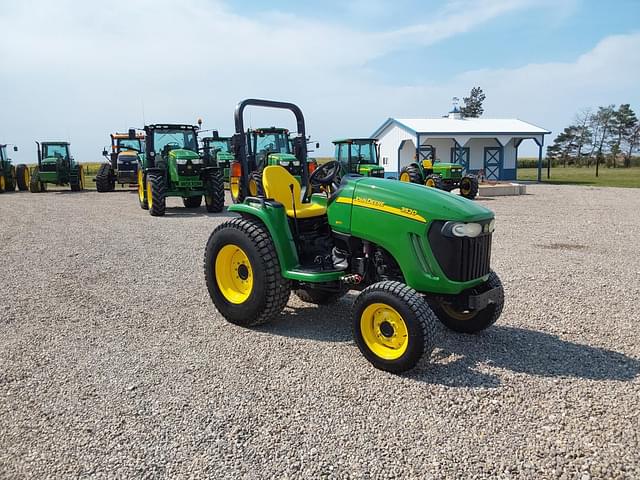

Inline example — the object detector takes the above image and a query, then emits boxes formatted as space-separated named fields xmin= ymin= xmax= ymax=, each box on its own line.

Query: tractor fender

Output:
xmin=228 ymin=199 xmax=300 ymax=275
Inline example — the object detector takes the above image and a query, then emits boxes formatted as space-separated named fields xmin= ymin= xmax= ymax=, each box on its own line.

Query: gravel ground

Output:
xmin=1 ymin=185 xmax=639 ymax=479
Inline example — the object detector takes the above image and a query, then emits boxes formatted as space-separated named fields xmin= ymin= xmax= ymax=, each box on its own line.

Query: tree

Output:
xmin=460 ymin=87 xmax=486 ymax=118
xmin=590 ymin=105 xmax=616 ymax=177
xmin=623 ymin=123 xmax=640 ymax=167
xmin=608 ymin=104 xmax=637 ymax=168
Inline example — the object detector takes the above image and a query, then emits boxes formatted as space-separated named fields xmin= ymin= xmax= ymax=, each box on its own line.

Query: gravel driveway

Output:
xmin=1 ymin=185 xmax=639 ymax=479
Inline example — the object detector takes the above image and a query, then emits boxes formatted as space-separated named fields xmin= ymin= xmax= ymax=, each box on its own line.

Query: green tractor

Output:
xmin=333 ymin=138 xmax=385 ymax=178
xmin=201 ymin=132 xmax=234 ymax=184
xmin=30 ymin=142 xmax=84 ymax=193
xmin=399 ymin=149 xmax=479 ymax=199
xmin=136 ymin=124 xmax=225 ymax=216
xmin=0 ymin=144 xmax=29 ymax=193
xmin=204 ymin=99 xmax=504 ymax=373
xmin=228 ymin=107 xmax=313 ymax=204
xmin=96 ymin=132 xmax=145 ymax=192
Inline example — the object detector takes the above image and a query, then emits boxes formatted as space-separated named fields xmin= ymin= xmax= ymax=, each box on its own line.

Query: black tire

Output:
xmin=352 ymin=281 xmax=437 ymax=373
xmin=70 ymin=165 xmax=84 ymax=192
xmin=96 ymin=163 xmax=115 ymax=192
xmin=16 ymin=165 xmax=29 ymax=191
xmin=0 ymin=174 xmax=5 ymax=193
xmin=147 ymin=174 xmax=166 ymax=216
xmin=5 ymin=166 xmax=16 ymax=191
xmin=399 ymin=163 xmax=423 ymax=184
xmin=204 ymin=217 xmax=291 ymax=327
xmin=183 ymin=195 xmax=202 ymax=208
xmin=29 ymin=168 xmax=42 ymax=193
xmin=459 ymin=175 xmax=479 ymax=200
xmin=432 ymin=270 xmax=504 ymax=333
xmin=248 ymin=169 xmax=264 ymax=197
xmin=424 ymin=174 xmax=444 ymax=190
xmin=137 ymin=169 xmax=148 ymax=210
xmin=205 ymin=170 xmax=225 ymax=213
xmin=294 ymin=288 xmax=347 ymax=305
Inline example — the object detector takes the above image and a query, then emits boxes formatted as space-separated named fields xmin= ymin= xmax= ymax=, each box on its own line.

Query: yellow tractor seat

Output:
xmin=422 ymin=159 xmax=433 ymax=169
xmin=261 ymin=166 xmax=327 ymax=219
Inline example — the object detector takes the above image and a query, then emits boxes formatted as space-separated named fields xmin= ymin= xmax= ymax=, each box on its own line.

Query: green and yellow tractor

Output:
xmin=204 ymin=99 xmax=504 ymax=373
xmin=30 ymin=142 xmax=84 ymax=193
xmin=0 ymin=144 xmax=29 ymax=193
xmin=228 ymin=106 xmax=315 ymax=204
xmin=333 ymin=138 xmax=385 ymax=178
xmin=400 ymin=151 xmax=479 ymax=199
xmin=96 ymin=132 xmax=145 ymax=192
xmin=136 ymin=124 xmax=225 ymax=216
xmin=201 ymin=132 xmax=234 ymax=184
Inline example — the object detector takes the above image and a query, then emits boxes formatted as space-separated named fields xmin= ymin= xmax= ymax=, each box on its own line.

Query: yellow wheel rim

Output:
xmin=248 ymin=178 xmax=257 ymax=196
xmin=215 ymin=244 xmax=254 ymax=304
xmin=230 ymin=177 xmax=240 ymax=199
xmin=24 ymin=168 xmax=30 ymax=186
xmin=426 ymin=178 xmax=435 ymax=187
xmin=399 ymin=172 xmax=410 ymax=182
xmin=460 ymin=180 xmax=471 ymax=195
xmin=0 ymin=175 xmax=5 ymax=191
xmin=138 ymin=170 xmax=145 ymax=202
xmin=360 ymin=303 xmax=409 ymax=360
xmin=147 ymin=180 xmax=153 ymax=209
xmin=79 ymin=166 xmax=85 ymax=189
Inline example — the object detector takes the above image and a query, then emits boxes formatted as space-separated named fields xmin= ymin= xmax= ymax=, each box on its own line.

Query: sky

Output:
xmin=1 ymin=0 xmax=639 ymax=161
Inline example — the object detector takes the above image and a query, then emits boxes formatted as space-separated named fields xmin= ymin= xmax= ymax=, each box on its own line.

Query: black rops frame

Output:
xmin=232 ymin=99 xmax=309 ymax=199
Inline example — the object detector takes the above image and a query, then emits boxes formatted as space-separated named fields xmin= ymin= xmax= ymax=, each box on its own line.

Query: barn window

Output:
xmin=382 ymin=156 xmax=389 ymax=165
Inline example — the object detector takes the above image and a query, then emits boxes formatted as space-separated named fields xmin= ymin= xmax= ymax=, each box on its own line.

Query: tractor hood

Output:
xmin=217 ymin=151 xmax=234 ymax=161
xmin=345 ymin=176 xmax=492 ymax=223
xmin=168 ymin=148 xmax=200 ymax=163
xmin=41 ymin=157 xmax=60 ymax=164
xmin=268 ymin=153 xmax=298 ymax=164
xmin=358 ymin=164 xmax=384 ymax=175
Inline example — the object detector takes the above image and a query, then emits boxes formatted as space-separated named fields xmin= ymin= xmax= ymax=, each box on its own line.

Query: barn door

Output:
xmin=450 ymin=147 xmax=469 ymax=173
xmin=484 ymin=147 xmax=502 ymax=181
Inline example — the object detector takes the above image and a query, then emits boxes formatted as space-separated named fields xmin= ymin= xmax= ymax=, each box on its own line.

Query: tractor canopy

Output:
xmin=431 ymin=162 xmax=463 ymax=180
xmin=41 ymin=142 xmax=70 ymax=161
xmin=333 ymin=138 xmax=384 ymax=177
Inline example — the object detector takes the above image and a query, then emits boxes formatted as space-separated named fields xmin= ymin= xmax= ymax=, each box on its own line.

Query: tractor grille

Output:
xmin=427 ymin=221 xmax=492 ymax=282
xmin=370 ymin=170 xmax=385 ymax=178
xmin=177 ymin=163 xmax=202 ymax=176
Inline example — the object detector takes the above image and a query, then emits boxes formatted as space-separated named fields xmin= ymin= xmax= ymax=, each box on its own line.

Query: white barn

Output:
xmin=371 ymin=111 xmax=550 ymax=182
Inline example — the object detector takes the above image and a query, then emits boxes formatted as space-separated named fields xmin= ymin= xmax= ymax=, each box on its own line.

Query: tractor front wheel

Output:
xmin=147 ymin=174 xmax=166 ymax=216
xmin=399 ymin=164 xmax=423 ymax=184
xmin=204 ymin=217 xmax=291 ymax=327
xmin=248 ymin=169 xmax=264 ymax=197
xmin=70 ymin=165 xmax=85 ymax=191
xmin=137 ymin=169 xmax=148 ymax=210
xmin=459 ymin=175 xmax=479 ymax=200
xmin=0 ymin=174 xmax=5 ymax=193
xmin=204 ymin=170 xmax=225 ymax=213
xmin=16 ymin=165 xmax=29 ymax=191
xmin=425 ymin=174 xmax=444 ymax=190
xmin=352 ymin=281 xmax=437 ymax=373
xmin=5 ymin=166 xmax=16 ymax=191
xmin=431 ymin=270 xmax=504 ymax=333
xmin=230 ymin=175 xmax=244 ymax=204
xmin=29 ymin=168 xmax=45 ymax=193
xmin=183 ymin=196 xmax=203 ymax=208
xmin=96 ymin=163 xmax=115 ymax=192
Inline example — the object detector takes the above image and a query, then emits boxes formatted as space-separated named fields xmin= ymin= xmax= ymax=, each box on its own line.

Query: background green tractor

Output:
xmin=201 ymin=132 xmax=234 ymax=184
xmin=30 ymin=142 xmax=84 ymax=193
xmin=204 ymin=99 xmax=504 ymax=374
xmin=333 ymin=138 xmax=385 ymax=178
xmin=0 ymin=144 xmax=29 ymax=193
xmin=399 ymin=147 xmax=479 ymax=199
xmin=96 ymin=132 xmax=145 ymax=192
xmin=136 ymin=124 xmax=225 ymax=216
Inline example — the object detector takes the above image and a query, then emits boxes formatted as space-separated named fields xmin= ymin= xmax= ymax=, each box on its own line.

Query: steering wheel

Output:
xmin=309 ymin=160 xmax=341 ymax=194
xmin=163 ymin=142 xmax=180 ymax=154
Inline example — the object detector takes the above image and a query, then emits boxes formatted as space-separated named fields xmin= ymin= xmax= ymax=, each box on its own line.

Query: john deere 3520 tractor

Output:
xmin=205 ymin=100 xmax=504 ymax=373
xmin=201 ymin=132 xmax=234 ymax=184
xmin=30 ymin=142 xmax=84 ymax=193
xmin=333 ymin=138 xmax=385 ymax=178
xmin=0 ymin=144 xmax=29 ymax=193
xmin=136 ymin=124 xmax=225 ymax=216
xmin=400 ymin=150 xmax=479 ymax=200
xmin=228 ymin=102 xmax=315 ymax=204
xmin=96 ymin=132 xmax=145 ymax=192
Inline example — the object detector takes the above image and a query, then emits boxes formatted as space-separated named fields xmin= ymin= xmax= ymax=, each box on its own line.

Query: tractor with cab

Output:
xmin=136 ymin=124 xmax=225 ymax=215
xmin=30 ymin=142 xmax=84 ymax=193
xmin=204 ymin=99 xmax=504 ymax=373
xmin=400 ymin=149 xmax=479 ymax=199
xmin=201 ymin=132 xmax=234 ymax=183
xmin=0 ymin=144 xmax=29 ymax=193
xmin=333 ymin=138 xmax=385 ymax=178
xmin=96 ymin=132 xmax=145 ymax=192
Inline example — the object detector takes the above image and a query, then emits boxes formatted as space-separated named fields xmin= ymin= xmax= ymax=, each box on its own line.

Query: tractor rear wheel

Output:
xmin=0 ymin=174 xmax=5 ymax=193
xmin=459 ymin=175 xmax=479 ymax=200
xmin=147 ymin=174 xmax=166 ymax=216
xmin=16 ymin=165 xmax=29 ymax=191
xmin=294 ymin=288 xmax=347 ymax=305
xmin=29 ymin=168 xmax=45 ymax=193
xmin=399 ymin=164 xmax=423 ymax=184
xmin=425 ymin=174 xmax=444 ymax=190
xmin=96 ymin=163 xmax=115 ymax=192
xmin=137 ymin=169 xmax=148 ymax=210
xmin=230 ymin=175 xmax=244 ymax=204
xmin=70 ymin=165 xmax=84 ymax=191
xmin=431 ymin=270 xmax=504 ymax=333
xmin=6 ymin=166 xmax=16 ymax=191
xmin=204 ymin=170 xmax=225 ymax=213
xmin=248 ymin=169 xmax=264 ymax=197
xmin=204 ymin=217 xmax=291 ymax=327
xmin=183 ymin=195 xmax=202 ymax=208
xmin=352 ymin=281 xmax=437 ymax=373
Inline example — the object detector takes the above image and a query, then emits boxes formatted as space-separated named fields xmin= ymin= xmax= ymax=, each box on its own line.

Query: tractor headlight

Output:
xmin=488 ymin=218 xmax=496 ymax=233
xmin=292 ymin=160 xmax=300 ymax=166
xmin=279 ymin=160 xmax=291 ymax=167
xmin=451 ymin=222 xmax=483 ymax=238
